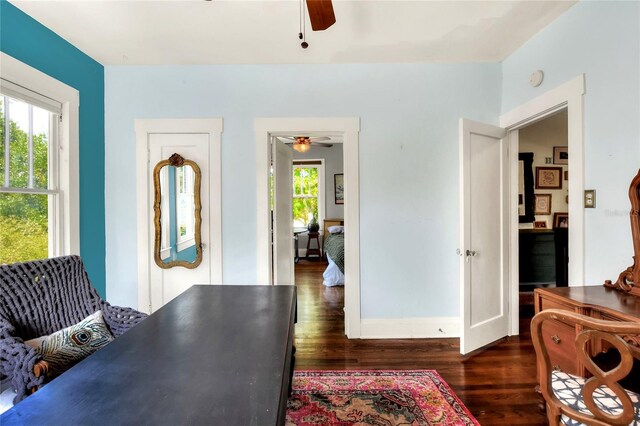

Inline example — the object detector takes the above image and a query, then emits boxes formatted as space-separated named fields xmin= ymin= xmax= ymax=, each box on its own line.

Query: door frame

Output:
xmin=255 ymin=117 xmax=361 ymax=338
xmin=135 ymin=118 xmax=223 ymax=313
xmin=500 ymin=74 xmax=585 ymax=335
xmin=272 ymin=136 xmax=295 ymax=287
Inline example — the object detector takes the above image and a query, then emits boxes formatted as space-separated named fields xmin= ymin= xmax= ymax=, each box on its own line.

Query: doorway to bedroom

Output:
xmin=276 ymin=135 xmax=346 ymax=332
xmin=255 ymin=117 xmax=361 ymax=338
xmin=290 ymin=139 xmax=345 ymax=284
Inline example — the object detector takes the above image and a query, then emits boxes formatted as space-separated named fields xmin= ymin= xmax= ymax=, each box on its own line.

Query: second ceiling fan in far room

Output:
xmin=279 ymin=136 xmax=334 ymax=153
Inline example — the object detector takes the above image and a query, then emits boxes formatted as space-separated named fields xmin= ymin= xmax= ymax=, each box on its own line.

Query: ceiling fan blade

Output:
xmin=306 ymin=0 xmax=336 ymax=31
xmin=308 ymin=136 xmax=331 ymax=142
xmin=312 ymin=142 xmax=334 ymax=147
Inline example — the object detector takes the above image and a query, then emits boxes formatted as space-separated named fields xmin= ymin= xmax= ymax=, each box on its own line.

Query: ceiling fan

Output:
xmin=306 ymin=0 xmax=336 ymax=31
xmin=298 ymin=0 xmax=336 ymax=48
xmin=279 ymin=136 xmax=334 ymax=153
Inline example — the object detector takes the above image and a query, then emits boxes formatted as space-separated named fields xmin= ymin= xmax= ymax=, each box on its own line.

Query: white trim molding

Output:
xmin=0 ymin=52 xmax=80 ymax=257
xmin=500 ymin=74 xmax=586 ymax=336
xmin=360 ymin=317 xmax=460 ymax=339
xmin=135 ymin=118 xmax=223 ymax=313
xmin=255 ymin=117 xmax=361 ymax=338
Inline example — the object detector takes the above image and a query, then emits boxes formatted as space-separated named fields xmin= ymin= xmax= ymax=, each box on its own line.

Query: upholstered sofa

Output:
xmin=0 ymin=255 xmax=147 ymax=403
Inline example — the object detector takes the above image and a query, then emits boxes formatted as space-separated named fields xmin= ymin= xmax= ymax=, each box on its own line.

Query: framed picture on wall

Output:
xmin=534 ymin=221 xmax=547 ymax=229
xmin=535 ymin=167 xmax=563 ymax=189
xmin=553 ymin=146 xmax=568 ymax=165
xmin=553 ymin=212 xmax=569 ymax=228
xmin=534 ymin=194 xmax=552 ymax=215
xmin=334 ymin=174 xmax=344 ymax=205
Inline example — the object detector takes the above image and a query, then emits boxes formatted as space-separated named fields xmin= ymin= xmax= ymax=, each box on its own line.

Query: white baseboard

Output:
xmin=360 ymin=317 xmax=460 ymax=339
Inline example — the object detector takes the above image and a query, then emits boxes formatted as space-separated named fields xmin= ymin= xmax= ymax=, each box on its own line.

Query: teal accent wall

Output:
xmin=0 ymin=1 xmax=106 ymax=296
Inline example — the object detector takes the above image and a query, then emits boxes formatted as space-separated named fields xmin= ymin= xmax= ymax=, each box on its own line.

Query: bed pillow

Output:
xmin=328 ymin=225 xmax=344 ymax=234
xmin=25 ymin=311 xmax=114 ymax=378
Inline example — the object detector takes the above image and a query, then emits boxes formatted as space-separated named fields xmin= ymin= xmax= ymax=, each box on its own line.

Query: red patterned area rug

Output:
xmin=286 ymin=370 xmax=479 ymax=426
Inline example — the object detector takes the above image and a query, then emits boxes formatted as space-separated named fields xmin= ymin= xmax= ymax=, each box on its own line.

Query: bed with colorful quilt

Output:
xmin=323 ymin=226 xmax=344 ymax=287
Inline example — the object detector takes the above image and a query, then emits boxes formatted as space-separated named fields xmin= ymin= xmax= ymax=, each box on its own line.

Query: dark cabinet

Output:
xmin=554 ymin=227 xmax=568 ymax=286
xmin=519 ymin=229 xmax=568 ymax=287
xmin=520 ymin=230 xmax=555 ymax=285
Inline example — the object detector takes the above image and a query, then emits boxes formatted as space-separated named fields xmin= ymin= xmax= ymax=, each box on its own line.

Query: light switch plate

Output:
xmin=584 ymin=189 xmax=596 ymax=208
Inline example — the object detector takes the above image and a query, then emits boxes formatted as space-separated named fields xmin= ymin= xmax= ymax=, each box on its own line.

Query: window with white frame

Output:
xmin=0 ymin=85 xmax=62 ymax=264
xmin=292 ymin=160 xmax=324 ymax=229
xmin=1 ymin=54 xmax=79 ymax=265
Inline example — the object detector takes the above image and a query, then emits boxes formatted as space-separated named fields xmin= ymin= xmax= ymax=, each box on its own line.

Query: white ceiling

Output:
xmin=10 ymin=0 xmax=577 ymax=65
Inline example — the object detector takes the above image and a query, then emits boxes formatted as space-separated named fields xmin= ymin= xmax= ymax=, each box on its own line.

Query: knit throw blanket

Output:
xmin=0 ymin=256 xmax=147 ymax=404
xmin=324 ymin=233 xmax=344 ymax=273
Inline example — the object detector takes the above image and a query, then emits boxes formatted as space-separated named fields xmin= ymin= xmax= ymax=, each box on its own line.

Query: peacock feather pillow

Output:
xmin=25 ymin=311 xmax=114 ymax=378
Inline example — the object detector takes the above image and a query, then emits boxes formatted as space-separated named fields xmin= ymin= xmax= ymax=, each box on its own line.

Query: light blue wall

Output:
xmin=10 ymin=0 xmax=635 ymax=321
xmin=502 ymin=1 xmax=640 ymax=284
xmin=0 ymin=1 xmax=106 ymax=296
xmin=105 ymin=63 xmax=502 ymax=317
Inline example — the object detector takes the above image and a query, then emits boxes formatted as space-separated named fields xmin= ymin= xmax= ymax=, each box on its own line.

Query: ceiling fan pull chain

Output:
xmin=299 ymin=0 xmax=303 ymax=40
xmin=300 ymin=0 xmax=308 ymax=49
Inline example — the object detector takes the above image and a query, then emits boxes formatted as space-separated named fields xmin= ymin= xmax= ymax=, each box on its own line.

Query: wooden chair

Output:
xmin=531 ymin=309 xmax=640 ymax=425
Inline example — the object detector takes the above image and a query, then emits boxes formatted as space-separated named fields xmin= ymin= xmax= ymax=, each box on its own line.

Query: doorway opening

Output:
xmin=515 ymin=110 xmax=569 ymax=320
xmin=271 ymin=134 xmax=345 ymax=332
xmin=459 ymin=75 xmax=585 ymax=353
xmin=501 ymin=74 xmax=585 ymax=336
xmin=255 ymin=117 xmax=360 ymax=338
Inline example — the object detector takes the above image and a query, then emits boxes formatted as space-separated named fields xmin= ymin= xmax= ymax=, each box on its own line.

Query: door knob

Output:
xmin=465 ymin=250 xmax=476 ymax=257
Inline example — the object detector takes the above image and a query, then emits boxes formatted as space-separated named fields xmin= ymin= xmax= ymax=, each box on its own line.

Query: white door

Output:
xmin=148 ymin=133 xmax=211 ymax=310
xmin=272 ymin=137 xmax=294 ymax=285
xmin=459 ymin=118 xmax=509 ymax=354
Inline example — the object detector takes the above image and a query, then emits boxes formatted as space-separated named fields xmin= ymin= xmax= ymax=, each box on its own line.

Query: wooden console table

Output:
xmin=534 ymin=286 xmax=640 ymax=376
xmin=0 ymin=285 xmax=297 ymax=426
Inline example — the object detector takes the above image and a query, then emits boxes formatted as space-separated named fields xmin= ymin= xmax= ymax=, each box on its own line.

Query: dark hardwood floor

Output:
xmin=293 ymin=260 xmax=546 ymax=425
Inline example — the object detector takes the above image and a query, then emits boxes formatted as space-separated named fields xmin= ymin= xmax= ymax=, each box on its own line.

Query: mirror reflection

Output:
xmin=518 ymin=152 xmax=534 ymax=223
xmin=153 ymin=153 xmax=202 ymax=269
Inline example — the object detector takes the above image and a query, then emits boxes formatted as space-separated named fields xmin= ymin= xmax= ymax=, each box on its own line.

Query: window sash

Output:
xmin=293 ymin=164 xmax=319 ymax=197
xmin=292 ymin=162 xmax=324 ymax=228
xmin=1 ymin=94 xmax=60 ymax=194
xmin=0 ymin=91 xmax=61 ymax=259
xmin=1 ymin=78 xmax=62 ymax=114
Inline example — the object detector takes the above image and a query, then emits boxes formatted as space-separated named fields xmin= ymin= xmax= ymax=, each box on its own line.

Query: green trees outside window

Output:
xmin=293 ymin=166 xmax=318 ymax=228
xmin=0 ymin=97 xmax=51 ymax=264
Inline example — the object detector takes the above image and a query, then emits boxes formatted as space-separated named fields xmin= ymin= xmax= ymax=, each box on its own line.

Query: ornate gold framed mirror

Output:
xmin=153 ymin=153 xmax=203 ymax=269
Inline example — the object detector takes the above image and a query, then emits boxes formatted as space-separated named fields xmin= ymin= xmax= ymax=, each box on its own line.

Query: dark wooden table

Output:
xmin=1 ymin=285 xmax=296 ymax=426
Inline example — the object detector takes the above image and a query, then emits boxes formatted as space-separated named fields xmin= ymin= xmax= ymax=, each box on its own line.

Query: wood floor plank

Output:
xmin=293 ymin=260 xmax=546 ymax=425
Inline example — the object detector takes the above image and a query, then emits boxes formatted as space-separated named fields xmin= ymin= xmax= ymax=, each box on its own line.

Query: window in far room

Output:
xmin=292 ymin=161 xmax=324 ymax=229
xmin=0 ymin=90 xmax=61 ymax=263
